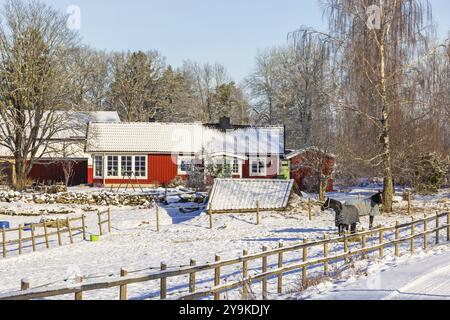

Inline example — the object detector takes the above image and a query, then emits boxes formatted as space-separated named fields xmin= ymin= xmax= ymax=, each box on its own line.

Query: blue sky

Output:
xmin=2 ymin=0 xmax=450 ymax=82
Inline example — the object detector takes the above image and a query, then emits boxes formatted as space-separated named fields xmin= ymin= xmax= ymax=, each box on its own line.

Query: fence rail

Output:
xmin=1 ymin=208 xmax=112 ymax=259
xmin=1 ymin=211 xmax=449 ymax=300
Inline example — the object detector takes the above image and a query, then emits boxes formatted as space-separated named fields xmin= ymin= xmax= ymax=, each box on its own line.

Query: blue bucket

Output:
xmin=0 ymin=221 xmax=10 ymax=230
xmin=24 ymin=223 xmax=32 ymax=231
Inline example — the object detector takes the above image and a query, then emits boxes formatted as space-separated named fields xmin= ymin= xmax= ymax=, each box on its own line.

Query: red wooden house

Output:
xmin=85 ymin=117 xmax=286 ymax=186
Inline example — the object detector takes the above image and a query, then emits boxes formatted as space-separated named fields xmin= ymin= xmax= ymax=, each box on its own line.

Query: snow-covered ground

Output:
xmin=0 ymin=186 xmax=448 ymax=300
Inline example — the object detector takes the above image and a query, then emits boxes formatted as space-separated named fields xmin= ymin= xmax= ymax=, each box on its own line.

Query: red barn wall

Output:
xmin=29 ymin=160 xmax=88 ymax=186
xmin=92 ymin=154 xmax=180 ymax=186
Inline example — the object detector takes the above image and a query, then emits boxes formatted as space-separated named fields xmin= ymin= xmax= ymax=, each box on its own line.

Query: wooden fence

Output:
xmin=0 ymin=211 xmax=448 ymax=300
xmin=1 ymin=208 xmax=112 ymax=259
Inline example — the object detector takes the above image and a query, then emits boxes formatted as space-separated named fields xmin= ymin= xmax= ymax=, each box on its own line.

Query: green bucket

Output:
xmin=90 ymin=234 xmax=99 ymax=242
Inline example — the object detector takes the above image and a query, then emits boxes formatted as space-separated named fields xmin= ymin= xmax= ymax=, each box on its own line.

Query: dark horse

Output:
xmin=321 ymin=191 xmax=383 ymax=235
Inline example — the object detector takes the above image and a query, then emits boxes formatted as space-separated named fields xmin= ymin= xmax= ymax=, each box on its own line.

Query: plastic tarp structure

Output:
xmin=208 ymin=178 xmax=294 ymax=212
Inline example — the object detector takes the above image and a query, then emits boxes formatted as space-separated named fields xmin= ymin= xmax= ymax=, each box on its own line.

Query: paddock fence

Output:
xmin=0 ymin=211 xmax=448 ymax=300
xmin=1 ymin=208 xmax=112 ymax=258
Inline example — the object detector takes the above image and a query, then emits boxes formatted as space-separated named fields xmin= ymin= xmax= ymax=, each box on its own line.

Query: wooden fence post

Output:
xmin=435 ymin=212 xmax=439 ymax=244
xmin=379 ymin=228 xmax=384 ymax=258
xmin=66 ymin=217 xmax=73 ymax=244
xmin=262 ymin=246 xmax=268 ymax=300
xmin=423 ymin=215 xmax=428 ymax=251
xmin=208 ymin=206 xmax=213 ymax=229
xmin=256 ymin=201 xmax=260 ymax=225
xmin=214 ymin=255 xmax=221 ymax=300
xmin=156 ymin=206 xmax=160 ymax=232
xmin=395 ymin=222 xmax=399 ymax=257
xmin=18 ymin=224 xmax=22 ymax=255
xmin=97 ymin=210 xmax=103 ymax=236
xmin=343 ymin=231 xmax=349 ymax=262
xmin=447 ymin=211 xmax=450 ymax=242
xmin=31 ymin=225 xmax=36 ymax=252
xmin=21 ymin=279 xmax=29 ymax=291
xmin=361 ymin=228 xmax=366 ymax=259
xmin=107 ymin=208 xmax=112 ymax=233
xmin=302 ymin=239 xmax=308 ymax=289
xmin=56 ymin=219 xmax=62 ymax=246
xmin=189 ymin=259 xmax=196 ymax=293
xmin=407 ymin=191 xmax=411 ymax=214
xmin=277 ymin=242 xmax=283 ymax=294
xmin=44 ymin=221 xmax=49 ymax=249
xmin=308 ymin=198 xmax=312 ymax=221
xmin=160 ymin=262 xmax=167 ymax=299
xmin=242 ymin=249 xmax=249 ymax=300
xmin=74 ymin=276 xmax=83 ymax=300
xmin=81 ymin=215 xmax=86 ymax=241
xmin=410 ymin=217 xmax=415 ymax=255
xmin=323 ymin=234 xmax=329 ymax=275
xmin=1 ymin=226 xmax=6 ymax=258
xmin=119 ymin=268 xmax=128 ymax=300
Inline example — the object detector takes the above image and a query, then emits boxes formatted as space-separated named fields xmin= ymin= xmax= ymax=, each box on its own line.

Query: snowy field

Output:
xmin=0 ymin=186 xmax=448 ymax=300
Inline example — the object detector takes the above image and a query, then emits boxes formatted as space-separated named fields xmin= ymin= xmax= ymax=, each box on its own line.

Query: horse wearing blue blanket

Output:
xmin=321 ymin=192 xmax=383 ymax=235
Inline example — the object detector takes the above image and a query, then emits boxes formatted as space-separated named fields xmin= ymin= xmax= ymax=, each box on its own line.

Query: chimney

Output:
xmin=219 ymin=116 xmax=231 ymax=130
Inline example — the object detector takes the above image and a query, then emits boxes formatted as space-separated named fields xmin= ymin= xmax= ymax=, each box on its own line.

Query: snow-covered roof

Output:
xmin=208 ymin=178 xmax=294 ymax=211
xmin=86 ymin=122 xmax=285 ymax=155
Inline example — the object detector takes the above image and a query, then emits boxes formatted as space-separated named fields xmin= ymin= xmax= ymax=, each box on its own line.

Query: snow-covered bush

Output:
xmin=412 ymin=152 xmax=448 ymax=194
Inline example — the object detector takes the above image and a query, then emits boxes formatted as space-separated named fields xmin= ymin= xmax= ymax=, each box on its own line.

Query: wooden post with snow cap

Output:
xmin=18 ymin=224 xmax=22 ymax=255
xmin=31 ymin=224 xmax=36 ymax=252
xmin=407 ymin=191 xmax=411 ymax=214
xmin=97 ymin=210 xmax=103 ymax=236
xmin=302 ymin=238 xmax=308 ymax=289
xmin=160 ymin=262 xmax=167 ymax=299
xmin=21 ymin=279 xmax=29 ymax=291
xmin=262 ymin=245 xmax=268 ymax=300
xmin=447 ymin=211 xmax=450 ymax=242
xmin=44 ymin=221 xmax=49 ymax=248
xmin=277 ymin=242 xmax=284 ymax=294
xmin=423 ymin=214 xmax=428 ymax=251
xmin=119 ymin=268 xmax=128 ymax=300
xmin=107 ymin=208 xmax=112 ymax=233
xmin=208 ymin=206 xmax=213 ymax=229
xmin=435 ymin=212 xmax=439 ymax=244
xmin=81 ymin=214 xmax=86 ymax=240
xmin=343 ymin=231 xmax=349 ymax=262
xmin=74 ymin=276 xmax=83 ymax=300
xmin=308 ymin=198 xmax=312 ymax=221
xmin=66 ymin=217 xmax=73 ymax=244
xmin=379 ymin=227 xmax=384 ymax=258
xmin=361 ymin=228 xmax=366 ymax=259
xmin=156 ymin=205 xmax=160 ymax=232
xmin=189 ymin=259 xmax=196 ymax=293
xmin=214 ymin=255 xmax=221 ymax=300
xmin=395 ymin=222 xmax=400 ymax=257
xmin=1 ymin=226 xmax=6 ymax=258
xmin=242 ymin=249 xmax=249 ymax=300
xmin=410 ymin=217 xmax=415 ymax=255
xmin=323 ymin=234 xmax=329 ymax=275
xmin=56 ymin=219 xmax=62 ymax=246
xmin=256 ymin=200 xmax=260 ymax=225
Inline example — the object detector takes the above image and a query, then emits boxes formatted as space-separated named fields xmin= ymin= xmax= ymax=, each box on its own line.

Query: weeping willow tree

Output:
xmin=292 ymin=0 xmax=436 ymax=212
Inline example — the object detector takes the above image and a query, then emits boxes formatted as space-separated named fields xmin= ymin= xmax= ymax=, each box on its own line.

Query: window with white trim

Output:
xmin=232 ymin=158 xmax=239 ymax=174
xmin=134 ymin=156 xmax=146 ymax=177
xmin=107 ymin=156 xmax=119 ymax=177
xmin=178 ymin=156 xmax=194 ymax=174
xmin=250 ymin=157 xmax=267 ymax=176
xmin=121 ymin=156 xmax=132 ymax=176
xmin=94 ymin=156 xmax=103 ymax=177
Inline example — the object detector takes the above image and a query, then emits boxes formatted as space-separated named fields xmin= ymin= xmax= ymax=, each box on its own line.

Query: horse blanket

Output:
xmin=345 ymin=199 xmax=380 ymax=217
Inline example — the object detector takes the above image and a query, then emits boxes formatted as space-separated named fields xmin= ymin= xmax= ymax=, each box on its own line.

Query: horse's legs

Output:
xmin=369 ymin=216 xmax=374 ymax=229
xmin=350 ymin=223 xmax=357 ymax=234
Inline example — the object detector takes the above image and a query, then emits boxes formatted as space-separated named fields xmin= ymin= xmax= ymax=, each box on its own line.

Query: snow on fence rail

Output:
xmin=0 ymin=208 xmax=112 ymax=258
xmin=1 ymin=211 xmax=449 ymax=300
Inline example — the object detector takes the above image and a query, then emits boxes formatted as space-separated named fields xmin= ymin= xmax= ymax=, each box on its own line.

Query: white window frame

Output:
xmin=107 ymin=156 xmax=119 ymax=177
xmin=134 ymin=155 xmax=147 ymax=178
xmin=93 ymin=155 xmax=104 ymax=178
xmin=249 ymin=157 xmax=267 ymax=177
xmin=121 ymin=156 xmax=133 ymax=176
xmin=177 ymin=156 xmax=195 ymax=175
